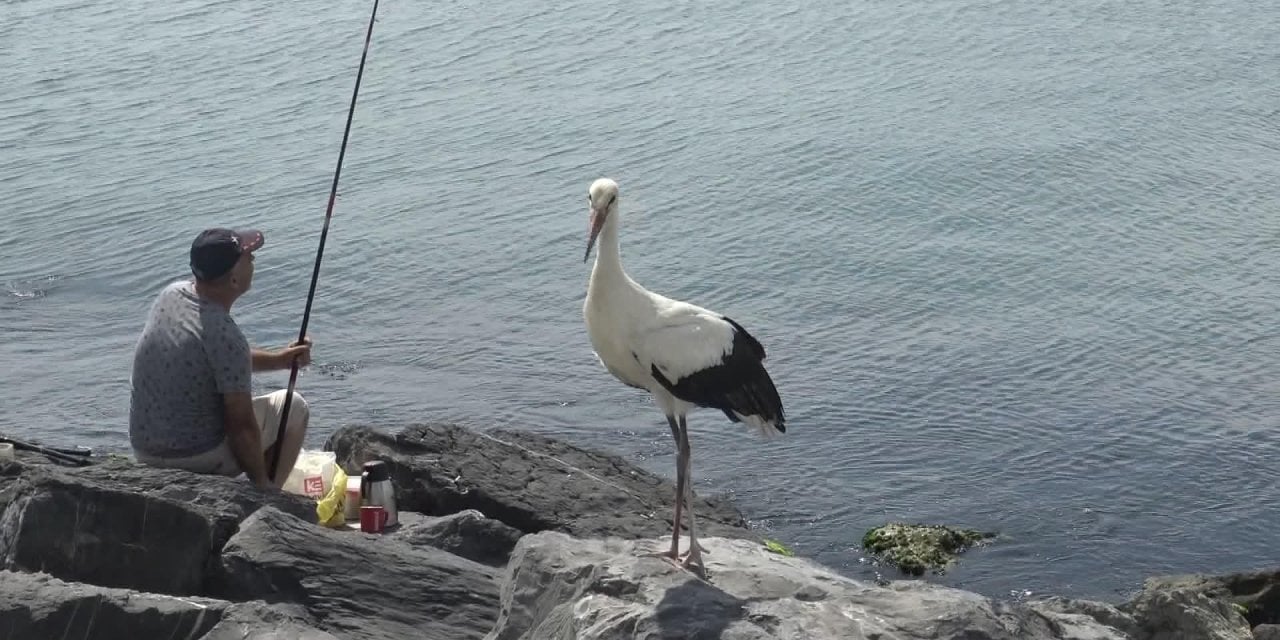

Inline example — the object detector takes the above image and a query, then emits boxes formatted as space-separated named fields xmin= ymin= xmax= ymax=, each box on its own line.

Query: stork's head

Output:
xmin=584 ymin=177 xmax=619 ymax=263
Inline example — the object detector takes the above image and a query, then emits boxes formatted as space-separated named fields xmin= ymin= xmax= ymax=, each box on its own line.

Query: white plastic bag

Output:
xmin=282 ymin=450 xmax=338 ymax=499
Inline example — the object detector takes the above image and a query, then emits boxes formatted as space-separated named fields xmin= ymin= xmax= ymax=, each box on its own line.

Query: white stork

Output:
xmin=581 ymin=177 xmax=786 ymax=578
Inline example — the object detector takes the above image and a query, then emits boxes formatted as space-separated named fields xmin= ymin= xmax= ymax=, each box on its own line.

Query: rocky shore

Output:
xmin=0 ymin=422 xmax=1274 ymax=639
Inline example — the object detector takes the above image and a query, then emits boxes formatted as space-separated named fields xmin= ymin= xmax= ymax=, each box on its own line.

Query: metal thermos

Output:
xmin=360 ymin=460 xmax=398 ymax=527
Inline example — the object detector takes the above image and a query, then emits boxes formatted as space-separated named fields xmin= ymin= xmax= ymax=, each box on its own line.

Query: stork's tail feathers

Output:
xmin=724 ymin=409 xmax=786 ymax=439
xmin=719 ymin=368 xmax=786 ymax=439
xmin=717 ymin=349 xmax=786 ymax=439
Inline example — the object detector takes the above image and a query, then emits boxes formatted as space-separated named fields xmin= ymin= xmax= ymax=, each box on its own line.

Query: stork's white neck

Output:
xmin=592 ymin=208 xmax=626 ymax=281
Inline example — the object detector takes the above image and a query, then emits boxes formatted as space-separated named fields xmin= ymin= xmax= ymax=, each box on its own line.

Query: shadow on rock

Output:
xmin=655 ymin=579 xmax=746 ymax=640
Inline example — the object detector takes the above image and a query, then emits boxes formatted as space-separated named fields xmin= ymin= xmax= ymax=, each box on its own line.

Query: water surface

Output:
xmin=5 ymin=0 xmax=1280 ymax=601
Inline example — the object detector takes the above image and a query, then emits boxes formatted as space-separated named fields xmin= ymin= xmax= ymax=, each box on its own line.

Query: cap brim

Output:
xmin=234 ymin=229 xmax=264 ymax=252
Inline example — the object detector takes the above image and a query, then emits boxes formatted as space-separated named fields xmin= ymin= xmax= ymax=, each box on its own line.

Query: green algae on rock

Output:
xmin=763 ymin=539 xmax=795 ymax=557
xmin=861 ymin=523 xmax=995 ymax=576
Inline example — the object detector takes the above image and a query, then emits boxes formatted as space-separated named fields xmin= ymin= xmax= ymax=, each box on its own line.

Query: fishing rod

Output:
xmin=0 ymin=435 xmax=93 ymax=466
xmin=268 ymin=0 xmax=381 ymax=483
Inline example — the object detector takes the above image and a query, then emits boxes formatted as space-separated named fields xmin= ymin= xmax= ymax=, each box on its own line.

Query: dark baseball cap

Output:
xmin=189 ymin=228 xmax=264 ymax=281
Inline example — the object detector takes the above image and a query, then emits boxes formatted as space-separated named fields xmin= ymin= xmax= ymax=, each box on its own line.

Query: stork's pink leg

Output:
xmin=676 ymin=416 xmax=707 ymax=578
xmin=681 ymin=458 xmax=708 ymax=555
xmin=667 ymin=442 xmax=685 ymax=559
xmin=642 ymin=416 xmax=684 ymax=565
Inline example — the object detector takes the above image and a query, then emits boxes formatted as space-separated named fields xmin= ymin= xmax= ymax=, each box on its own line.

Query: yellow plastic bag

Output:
xmin=316 ymin=466 xmax=348 ymax=528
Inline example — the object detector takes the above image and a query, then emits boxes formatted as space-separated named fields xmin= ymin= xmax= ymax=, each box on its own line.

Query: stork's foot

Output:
xmin=639 ymin=544 xmax=682 ymax=569
xmin=679 ymin=547 xmax=707 ymax=579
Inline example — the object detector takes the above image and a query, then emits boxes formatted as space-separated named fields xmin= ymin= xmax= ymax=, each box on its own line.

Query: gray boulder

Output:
xmin=1030 ymin=567 xmax=1280 ymax=640
xmin=0 ymin=456 xmax=314 ymax=596
xmin=1123 ymin=569 xmax=1280 ymax=629
xmin=392 ymin=509 xmax=525 ymax=566
xmin=1107 ymin=570 xmax=1280 ymax=640
xmin=0 ymin=570 xmax=333 ymax=640
xmin=1121 ymin=586 xmax=1251 ymax=640
xmin=1028 ymin=596 xmax=1140 ymax=638
xmin=1254 ymin=625 xmax=1280 ymax=640
xmin=217 ymin=506 xmax=501 ymax=640
xmin=486 ymin=531 xmax=1130 ymax=640
xmin=325 ymin=424 xmax=753 ymax=541
xmin=0 ymin=570 xmax=227 ymax=639
xmin=200 ymin=602 xmax=341 ymax=640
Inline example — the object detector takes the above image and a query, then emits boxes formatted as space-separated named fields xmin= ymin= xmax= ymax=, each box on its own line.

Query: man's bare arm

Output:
xmin=223 ymin=391 xmax=269 ymax=487
xmin=250 ymin=348 xmax=280 ymax=372
xmin=250 ymin=338 xmax=313 ymax=372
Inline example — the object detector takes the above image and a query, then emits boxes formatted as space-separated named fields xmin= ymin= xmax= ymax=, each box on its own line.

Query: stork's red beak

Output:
xmin=584 ymin=207 xmax=605 ymax=263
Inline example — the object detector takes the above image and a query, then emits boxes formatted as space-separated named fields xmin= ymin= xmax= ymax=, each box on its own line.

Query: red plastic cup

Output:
xmin=360 ymin=505 xmax=387 ymax=533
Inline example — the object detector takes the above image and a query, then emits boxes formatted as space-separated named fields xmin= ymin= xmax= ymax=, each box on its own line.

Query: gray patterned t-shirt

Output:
xmin=128 ymin=279 xmax=251 ymax=457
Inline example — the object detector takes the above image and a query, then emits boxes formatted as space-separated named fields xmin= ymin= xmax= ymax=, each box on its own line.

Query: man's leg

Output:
xmin=135 ymin=446 xmax=241 ymax=477
xmin=254 ymin=389 xmax=310 ymax=488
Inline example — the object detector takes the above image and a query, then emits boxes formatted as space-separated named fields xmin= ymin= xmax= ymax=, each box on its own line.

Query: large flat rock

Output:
xmin=325 ymin=423 xmax=753 ymax=542
xmin=217 ymin=506 xmax=501 ymax=640
xmin=487 ymin=531 xmax=1130 ymax=640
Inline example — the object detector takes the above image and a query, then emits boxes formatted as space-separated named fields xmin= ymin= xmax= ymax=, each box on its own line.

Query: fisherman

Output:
xmin=128 ymin=228 xmax=312 ymax=489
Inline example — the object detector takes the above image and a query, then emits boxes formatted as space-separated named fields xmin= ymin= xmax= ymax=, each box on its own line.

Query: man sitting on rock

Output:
xmin=128 ymin=227 xmax=312 ymax=489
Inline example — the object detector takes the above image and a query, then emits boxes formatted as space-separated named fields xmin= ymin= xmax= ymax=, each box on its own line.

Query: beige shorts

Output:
xmin=135 ymin=389 xmax=309 ymax=477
